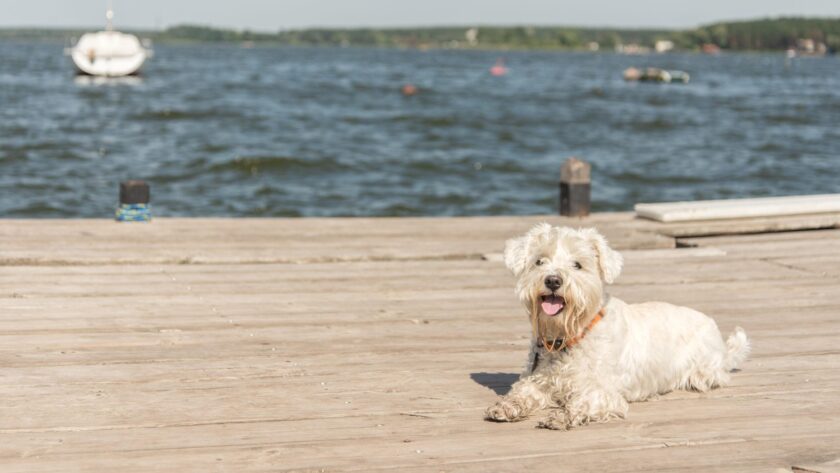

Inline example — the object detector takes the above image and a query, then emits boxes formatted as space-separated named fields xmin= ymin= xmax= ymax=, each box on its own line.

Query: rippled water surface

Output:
xmin=1 ymin=42 xmax=838 ymax=217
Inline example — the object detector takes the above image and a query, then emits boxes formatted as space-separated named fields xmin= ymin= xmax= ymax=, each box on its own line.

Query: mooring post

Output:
xmin=559 ymin=157 xmax=591 ymax=217
xmin=116 ymin=180 xmax=152 ymax=222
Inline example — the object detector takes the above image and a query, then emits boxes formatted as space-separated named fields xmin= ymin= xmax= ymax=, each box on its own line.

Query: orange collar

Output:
xmin=538 ymin=307 xmax=606 ymax=353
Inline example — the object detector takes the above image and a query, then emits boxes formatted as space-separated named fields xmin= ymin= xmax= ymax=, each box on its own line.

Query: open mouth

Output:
xmin=540 ymin=295 xmax=566 ymax=317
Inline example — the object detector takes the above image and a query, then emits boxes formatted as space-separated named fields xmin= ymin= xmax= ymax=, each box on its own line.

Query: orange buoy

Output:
xmin=490 ymin=58 xmax=508 ymax=76
xmin=401 ymin=84 xmax=418 ymax=96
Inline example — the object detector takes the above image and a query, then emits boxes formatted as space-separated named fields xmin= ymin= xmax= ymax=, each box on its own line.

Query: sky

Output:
xmin=1 ymin=0 xmax=839 ymax=30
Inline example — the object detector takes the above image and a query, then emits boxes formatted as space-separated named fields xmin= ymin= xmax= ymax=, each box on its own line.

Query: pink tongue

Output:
xmin=541 ymin=296 xmax=564 ymax=316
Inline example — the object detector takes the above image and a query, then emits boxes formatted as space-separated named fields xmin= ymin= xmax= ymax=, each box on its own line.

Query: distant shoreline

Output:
xmin=1 ymin=17 xmax=838 ymax=53
xmin=2 ymin=39 xmax=827 ymax=56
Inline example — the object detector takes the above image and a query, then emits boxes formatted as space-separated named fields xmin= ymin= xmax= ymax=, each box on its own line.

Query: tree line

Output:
xmin=3 ymin=17 xmax=838 ymax=52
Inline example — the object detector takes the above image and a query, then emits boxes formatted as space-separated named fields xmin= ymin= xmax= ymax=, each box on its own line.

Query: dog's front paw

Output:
xmin=538 ymin=410 xmax=571 ymax=431
xmin=485 ymin=398 xmax=526 ymax=422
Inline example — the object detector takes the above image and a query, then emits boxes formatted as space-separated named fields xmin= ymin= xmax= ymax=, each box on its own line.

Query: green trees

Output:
xmin=691 ymin=18 xmax=840 ymax=50
xmin=3 ymin=17 xmax=837 ymax=52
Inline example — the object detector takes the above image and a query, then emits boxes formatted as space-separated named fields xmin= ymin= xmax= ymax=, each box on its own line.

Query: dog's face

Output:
xmin=503 ymin=224 xmax=623 ymax=340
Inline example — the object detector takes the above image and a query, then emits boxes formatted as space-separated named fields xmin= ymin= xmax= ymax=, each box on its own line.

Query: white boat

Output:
xmin=68 ymin=7 xmax=152 ymax=77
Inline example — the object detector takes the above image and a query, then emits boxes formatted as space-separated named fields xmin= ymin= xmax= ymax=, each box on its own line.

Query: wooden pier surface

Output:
xmin=1 ymin=214 xmax=839 ymax=472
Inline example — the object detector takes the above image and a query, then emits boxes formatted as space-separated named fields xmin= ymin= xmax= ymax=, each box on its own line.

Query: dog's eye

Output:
xmin=573 ymin=261 xmax=582 ymax=270
xmin=535 ymin=258 xmax=545 ymax=266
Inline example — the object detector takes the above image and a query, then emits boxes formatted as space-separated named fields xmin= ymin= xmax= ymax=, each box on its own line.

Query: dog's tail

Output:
xmin=724 ymin=327 xmax=750 ymax=371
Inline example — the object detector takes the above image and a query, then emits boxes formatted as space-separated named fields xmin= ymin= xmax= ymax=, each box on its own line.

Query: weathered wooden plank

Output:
xmin=792 ymin=459 xmax=840 ymax=473
xmin=2 ymin=351 xmax=837 ymax=431
xmin=654 ymin=212 xmax=840 ymax=238
xmin=680 ymin=229 xmax=840 ymax=258
xmin=636 ymin=194 xmax=840 ymax=222
xmin=0 ymin=262 xmax=816 ymax=304
xmin=1 ymin=415 xmax=838 ymax=472
xmin=0 ymin=214 xmax=671 ymax=266
xmin=6 ymin=214 xmax=839 ymax=266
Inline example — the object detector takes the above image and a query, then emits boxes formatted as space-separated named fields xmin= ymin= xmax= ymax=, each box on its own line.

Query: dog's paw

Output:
xmin=485 ymin=399 xmax=525 ymax=422
xmin=538 ymin=410 xmax=571 ymax=431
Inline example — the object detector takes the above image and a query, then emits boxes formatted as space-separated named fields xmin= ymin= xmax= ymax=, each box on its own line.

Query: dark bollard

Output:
xmin=116 ymin=180 xmax=152 ymax=222
xmin=559 ymin=157 xmax=591 ymax=217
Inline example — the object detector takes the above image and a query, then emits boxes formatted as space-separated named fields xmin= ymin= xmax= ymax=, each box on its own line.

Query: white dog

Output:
xmin=485 ymin=224 xmax=750 ymax=430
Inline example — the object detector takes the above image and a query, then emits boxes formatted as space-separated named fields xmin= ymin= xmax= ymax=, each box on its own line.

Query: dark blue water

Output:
xmin=1 ymin=41 xmax=838 ymax=217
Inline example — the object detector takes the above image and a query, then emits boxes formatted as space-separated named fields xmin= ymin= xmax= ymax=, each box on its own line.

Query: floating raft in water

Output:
xmin=623 ymin=67 xmax=690 ymax=84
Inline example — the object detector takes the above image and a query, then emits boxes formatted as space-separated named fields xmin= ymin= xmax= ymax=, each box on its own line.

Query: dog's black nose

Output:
xmin=544 ymin=275 xmax=562 ymax=291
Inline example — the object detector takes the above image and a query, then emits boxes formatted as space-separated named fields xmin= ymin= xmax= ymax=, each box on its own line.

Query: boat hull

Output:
xmin=70 ymin=31 xmax=150 ymax=77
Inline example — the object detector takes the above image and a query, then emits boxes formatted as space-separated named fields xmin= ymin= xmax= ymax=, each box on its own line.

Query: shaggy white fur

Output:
xmin=486 ymin=224 xmax=750 ymax=430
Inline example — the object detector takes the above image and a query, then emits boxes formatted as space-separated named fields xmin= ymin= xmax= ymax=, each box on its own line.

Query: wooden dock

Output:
xmin=2 ymin=214 xmax=839 ymax=472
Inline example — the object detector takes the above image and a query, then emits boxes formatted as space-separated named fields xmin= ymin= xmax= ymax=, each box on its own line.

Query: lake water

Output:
xmin=1 ymin=41 xmax=838 ymax=217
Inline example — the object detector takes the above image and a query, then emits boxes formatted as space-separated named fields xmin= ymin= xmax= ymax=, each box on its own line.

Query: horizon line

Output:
xmin=3 ymin=14 xmax=840 ymax=34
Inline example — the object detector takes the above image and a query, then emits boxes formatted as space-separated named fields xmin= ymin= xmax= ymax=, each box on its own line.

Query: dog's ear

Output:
xmin=580 ymin=228 xmax=623 ymax=284
xmin=503 ymin=236 xmax=529 ymax=276
xmin=505 ymin=223 xmax=552 ymax=276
